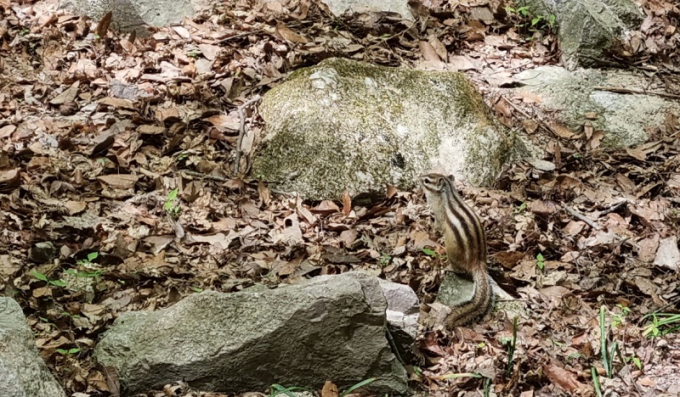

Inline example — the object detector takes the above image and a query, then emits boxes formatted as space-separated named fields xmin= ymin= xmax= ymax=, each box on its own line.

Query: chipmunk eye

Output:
xmin=423 ymin=176 xmax=434 ymax=185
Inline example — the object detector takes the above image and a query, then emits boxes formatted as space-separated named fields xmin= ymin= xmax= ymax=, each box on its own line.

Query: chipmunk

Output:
xmin=421 ymin=173 xmax=493 ymax=327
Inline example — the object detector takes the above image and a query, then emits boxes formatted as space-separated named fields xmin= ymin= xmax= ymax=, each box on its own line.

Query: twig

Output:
xmin=594 ymin=86 xmax=680 ymax=101
xmin=501 ymin=96 xmax=558 ymax=137
xmin=488 ymin=61 xmax=532 ymax=75
xmin=180 ymin=170 xmax=229 ymax=182
xmin=602 ymin=237 xmax=629 ymax=263
xmin=598 ymin=200 xmax=628 ymax=217
xmin=564 ymin=205 xmax=602 ymax=230
xmin=216 ymin=30 xmax=264 ymax=44
xmin=234 ymin=95 xmax=262 ymax=175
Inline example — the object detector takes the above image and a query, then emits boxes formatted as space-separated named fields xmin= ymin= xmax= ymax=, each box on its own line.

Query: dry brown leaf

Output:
xmin=99 ymin=97 xmax=135 ymax=110
xmin=543 ymin=362 xmax=584 ymax=392
xmin=427 ymin=34 xmax=447 ymax=60
xmin=339 ymin=229 xmax=358 ymax=247
xmin=321 ymin=381 xmax=339 ymax=397
xmin=493 ymin=251 xmax=524 ymax=269
xmin=529 ymin=200 xmax=561 ymax=216
xmin=311 ymin=200 xmax=340 ymax=215
xmin=562 ymin=221 xmax=585 ymax=236
xmin=549 ymin=122 xmax=576 ymax=139
xmin=419 ymin=41 xmax=440 ymax=62
xmin=615 ymin=173 xmax=636 ymax=194
xmin=0 ymin=124 xmax=16 ymax=139
xmin=258 ymin=181 xmax=271 ymax=206
xmin=64 ymin=201 xmax=87 ymax=215
xmin=448 ymin=55 xmax=477 ymax=71
xmin=637 ymin=234 xmax=660 ymax=262
xmin=95 ymin=11 xmax=112 ymax=38
xmin=522 ymin=119 xmax=539 ymax=134
xmin=342 ymin=190 xmax=352 ymax=216
xmin=276 ymin=21 xmax=308 ymax=44
xmin=386 ymin=184 xmax=398 ymax=199
xmin=97 ymin=174 xmax=139 ymax=190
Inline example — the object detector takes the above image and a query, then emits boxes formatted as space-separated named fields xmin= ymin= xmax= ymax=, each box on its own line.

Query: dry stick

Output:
xmin=234 ymin=95 xmax=262 ymax=175
xmin=181 ymin=170 xmax=229 ymax=182
xmin=502 ymin=97 xmax=559 ymax=137
xmin=216 ymin=30 xmax=264 ymax=44
xmin=564 ymin=205 xmax=602 ymax=230
xmin=487 ymin=61 xmax=532 ymax=75
xmin=598 ymin=200 xmax=628 ymax=217
xmin=594 ymin=86 xmax=680 ymax=101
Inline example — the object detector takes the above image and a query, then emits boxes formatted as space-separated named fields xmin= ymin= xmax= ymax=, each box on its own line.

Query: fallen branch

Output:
xmin=594 ymin=86 xmax=680 ymax=101
xmin=234 ymin=95 xmax=262 ymax=175
xmin=564 ymin=205 xmax=601 ymax=230
xmin=598 ymin=200 xmax=628 ymax=217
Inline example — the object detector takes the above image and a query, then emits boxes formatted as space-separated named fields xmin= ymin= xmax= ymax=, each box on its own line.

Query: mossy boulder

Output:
xmin=253 ymin=58 xmax=518 ymax=201
xmin=517 ymin=0 xmax=643 ymax=69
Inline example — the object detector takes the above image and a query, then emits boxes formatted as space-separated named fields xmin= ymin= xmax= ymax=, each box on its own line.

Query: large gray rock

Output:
xmin=60 ymin=0 xmax=196 ymax=36
xmin=517 ymin=0 xmax=643 ymax=69
xmin=0 ymin=298 xmax=66 ymax=397
xmin=509 ymin=66 xmax=680 ymax=148
xmin=94 ymin=273 xmax=408 ymax=396
xmin=321 ymin=0 xmax=414 ymax=21
xmin=253 ymin=58 xmax=521 ymax=200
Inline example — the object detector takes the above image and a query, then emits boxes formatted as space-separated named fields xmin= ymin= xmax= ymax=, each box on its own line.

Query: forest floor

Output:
xmin=1 ymin=0 xmax=680 ymax=396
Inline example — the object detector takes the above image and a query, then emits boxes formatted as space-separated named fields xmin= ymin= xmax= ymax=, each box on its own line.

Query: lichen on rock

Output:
xmin=253 ymin=58 xmax=517 ymax=200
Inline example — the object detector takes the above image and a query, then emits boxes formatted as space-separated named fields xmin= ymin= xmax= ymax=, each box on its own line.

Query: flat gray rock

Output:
xmin=94 ymin=273 xmax=408 ymax=396
xmin=60 ymin=0 xmax=196 ymax=36
xmin=509 ymin=66 xmax=680 ymax=148
xmin=320 ymin=0 xmax=414 ymax=21
xmin=253 ymin=57 xmax=523 ymax=200
xmin=0 ymin=298 xmax=66 ymax=397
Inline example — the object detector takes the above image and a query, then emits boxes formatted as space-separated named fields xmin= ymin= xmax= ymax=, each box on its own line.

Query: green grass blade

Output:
xmin=591 ymin=367 xmax=602 ymax=397
xmin=340 ymin=378 xmax=376 ymax=397
xmin=600 ymin=306 xmax=610 ymax=378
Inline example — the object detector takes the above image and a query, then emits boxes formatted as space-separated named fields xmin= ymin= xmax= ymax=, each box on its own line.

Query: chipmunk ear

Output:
xmin=447 ymin=174 xmax=456 ymax=182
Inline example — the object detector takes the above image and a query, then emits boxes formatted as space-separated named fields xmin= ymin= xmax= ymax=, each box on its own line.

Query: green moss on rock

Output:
xmin=253 ymin=58 xmax=517 ymax=200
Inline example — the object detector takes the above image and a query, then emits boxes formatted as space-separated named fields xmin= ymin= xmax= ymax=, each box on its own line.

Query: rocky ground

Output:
xmin=1 ymin=0 xmax=680 ymax=396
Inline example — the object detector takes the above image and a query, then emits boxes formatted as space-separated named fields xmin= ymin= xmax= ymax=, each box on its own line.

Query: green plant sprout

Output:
xmin=31 ymin=271 xmax=67 ymax=288
xmin=56 ymin=348 xmax=81 ymax=356
xmin=611 ymin=304 xmax=630 ymax=328
xmin=643 ymin=313 xmax=680 ymax=338
xmin=536 ymin=253 xmax=545 ymax=270
xmin=379 ymin=252 xmax=391 ymax=267
xmin=164 ymin=188 xmax=181 ymax=218
xmin=76 ymin=251 xmax=99 ymax=267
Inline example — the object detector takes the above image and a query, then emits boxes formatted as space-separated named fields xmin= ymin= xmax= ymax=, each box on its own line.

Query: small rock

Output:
xmin=28 ymin=242 xmax=57 ymax=263
xmin=653 ymin=237 xmax=680 ymax=271
xmin=378 ymin=278 xmax=420 ymax=362
xmin=0 ymin=298 xmax=67 ymax=397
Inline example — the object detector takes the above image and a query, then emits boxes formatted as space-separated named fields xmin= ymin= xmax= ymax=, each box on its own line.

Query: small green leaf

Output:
xmin=632 ymin=357 xmax=641 ymax=369
xmin=31 ymin=271 xmax=48 ymax=282
xmin=87 ymin=252 xmax=99 ymax=262
xmin=50 ymin=279 xmax=68 ymax=287
xmin=422 ymin=248 xmax=436 ymax=256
